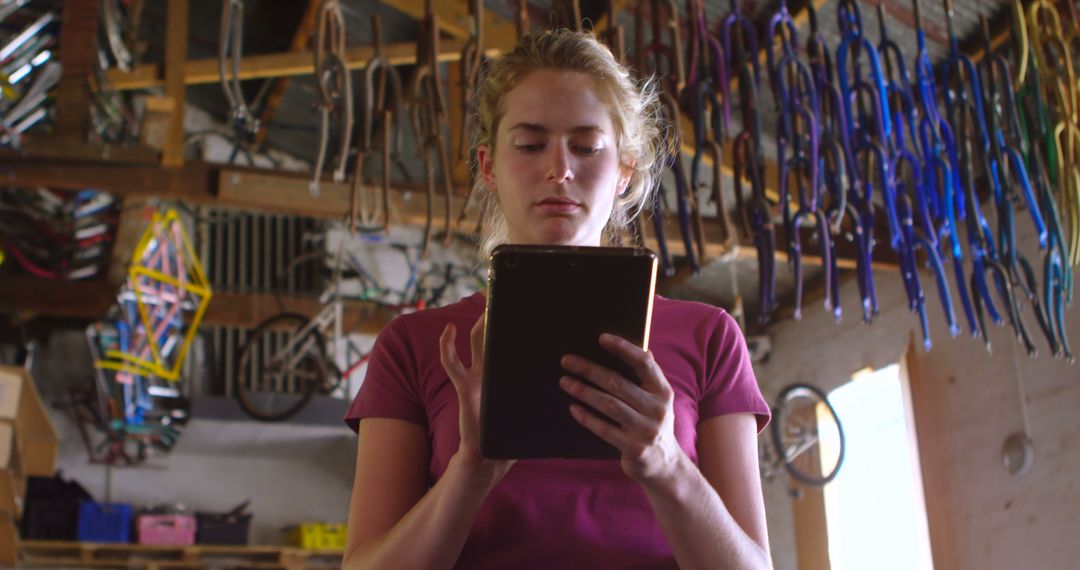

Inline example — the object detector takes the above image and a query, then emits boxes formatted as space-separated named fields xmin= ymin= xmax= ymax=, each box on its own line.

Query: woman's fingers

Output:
xmin=598 ymin=334 xmax=673 ymax=401
xmin=568 ymin=403 xmax=634 ymax=450
xmin=560 ymin=353 xmax=660 ymax=416
xmin=440 ymin=318 xmax=486 ymax=380
xmin=439 ymin=323 xmax=468 ymax=384
xmin=469 ymin=315 xmax=486 ymax=369
xmin=559 ymin=376 xmax=644 ymax=430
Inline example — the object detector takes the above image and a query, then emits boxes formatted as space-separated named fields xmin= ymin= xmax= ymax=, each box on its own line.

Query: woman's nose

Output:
xmin=546 ymin=144 xmax=574 ymax=183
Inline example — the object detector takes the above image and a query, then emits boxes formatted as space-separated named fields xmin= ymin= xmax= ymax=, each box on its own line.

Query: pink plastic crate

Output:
xmin=137 ymin=514 xmax=196 ymax=545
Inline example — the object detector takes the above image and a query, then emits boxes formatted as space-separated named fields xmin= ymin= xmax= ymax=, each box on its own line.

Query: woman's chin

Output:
xmin=534 ymin=220 xmax=588 ymax=245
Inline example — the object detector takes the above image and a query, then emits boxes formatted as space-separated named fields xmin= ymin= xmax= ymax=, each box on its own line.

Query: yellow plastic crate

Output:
xmin=287 ymin=523 xmax=347 ymax=550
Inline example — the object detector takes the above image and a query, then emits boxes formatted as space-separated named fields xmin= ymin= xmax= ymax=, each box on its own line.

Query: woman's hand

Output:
xmin=439 ymin=318 xmax=515 ymax=484
xmin=559 ymin=333 xmax=685 ymax=483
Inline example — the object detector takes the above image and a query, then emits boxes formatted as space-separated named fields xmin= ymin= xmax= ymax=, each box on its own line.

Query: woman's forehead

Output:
xmin=500 ymin=70 xmax=615 ymax=132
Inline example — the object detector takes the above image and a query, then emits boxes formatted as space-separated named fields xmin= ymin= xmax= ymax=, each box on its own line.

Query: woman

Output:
xmin=343 ymin=29 xmax=772 ymax=569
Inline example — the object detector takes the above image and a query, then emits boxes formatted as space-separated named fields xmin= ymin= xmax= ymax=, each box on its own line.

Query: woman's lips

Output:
xmin=535 ymin=198 xmax=581 ymax=214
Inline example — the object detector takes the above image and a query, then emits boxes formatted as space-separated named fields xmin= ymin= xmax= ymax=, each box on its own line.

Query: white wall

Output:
xmin=35 ymin=329 xmax=357 ymax=546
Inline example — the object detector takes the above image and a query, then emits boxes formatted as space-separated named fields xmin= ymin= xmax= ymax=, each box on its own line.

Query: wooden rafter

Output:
xmin=254 ymin=0 xmax=323 ymax=146
xmin=380 ymin=0 xmax=517 ymax=49
xmin=0 ymin=274 xmax=396 ymax=333
xmin=0 ymin=155 xmax=898 ymax=271
xmin=104 ymin=39 xmax=503 ymax=91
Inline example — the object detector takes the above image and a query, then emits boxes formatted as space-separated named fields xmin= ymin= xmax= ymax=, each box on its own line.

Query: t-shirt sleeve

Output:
xmin=344 ymin=317 xmax=427 ymax=433
xmin=698 ymin=310 xmax=771 ymax=433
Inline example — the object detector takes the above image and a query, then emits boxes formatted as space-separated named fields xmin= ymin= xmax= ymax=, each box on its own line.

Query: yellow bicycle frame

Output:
xmin=95 ymin=209 xmax=212 ymax=381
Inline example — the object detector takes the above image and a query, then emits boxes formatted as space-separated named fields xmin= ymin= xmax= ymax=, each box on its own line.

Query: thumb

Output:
xmin=439 ymin=323 xmax=468 ymax=386
xmin=469 ymin=315 xmax=486 ymax=370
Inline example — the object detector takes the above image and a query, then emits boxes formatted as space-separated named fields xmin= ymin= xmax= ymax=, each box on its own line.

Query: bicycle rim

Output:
xmin=235 ymin=313 xmax=326 ymax=421
xmin=770 ymin=383 xmax=846 ymax=486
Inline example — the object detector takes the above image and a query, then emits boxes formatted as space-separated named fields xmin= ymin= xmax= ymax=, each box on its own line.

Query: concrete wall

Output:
xmin=753 ymin=221 xmax=1079 ymax=570
xmin=33 ymin=329 xmax=358 ymax=546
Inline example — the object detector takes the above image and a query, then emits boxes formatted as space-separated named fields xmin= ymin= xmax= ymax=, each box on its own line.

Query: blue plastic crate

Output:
xmin=77 ymin=502 xmax=132 ymax=543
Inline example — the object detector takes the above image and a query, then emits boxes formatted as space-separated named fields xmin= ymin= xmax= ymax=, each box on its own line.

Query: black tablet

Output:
xmin=479 ymin=244 xmax=658 ymax=459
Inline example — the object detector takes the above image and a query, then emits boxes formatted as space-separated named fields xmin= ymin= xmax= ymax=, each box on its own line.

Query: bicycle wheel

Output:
xmin=235 ymin=312 xmax=327 ymax=421
xmin=770 ymin=383 xmax=845 ymax=486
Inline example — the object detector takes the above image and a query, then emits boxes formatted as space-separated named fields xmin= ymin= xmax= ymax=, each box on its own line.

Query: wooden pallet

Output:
xmin=19 ymin=540 xmax=343 ymax=570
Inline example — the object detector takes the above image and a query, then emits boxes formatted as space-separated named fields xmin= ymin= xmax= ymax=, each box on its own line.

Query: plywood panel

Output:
xmin=756 ymin=217 xmax=1079 ymax=569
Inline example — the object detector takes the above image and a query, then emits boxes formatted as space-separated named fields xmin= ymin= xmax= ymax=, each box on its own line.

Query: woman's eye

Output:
xmin=573 ymin=145 xmax=601 ymax=155
xmin=515 ymin=143 xmax=544 ymax=152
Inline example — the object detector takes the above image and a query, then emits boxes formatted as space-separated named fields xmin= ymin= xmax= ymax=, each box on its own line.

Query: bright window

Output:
xmin=820 ymin=364 xmax=934 ymax=570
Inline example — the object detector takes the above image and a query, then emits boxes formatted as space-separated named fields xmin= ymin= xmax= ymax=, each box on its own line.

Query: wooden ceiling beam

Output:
xmin=254 ymin=0 xmax=322 ymax=146
xmin=380 ymin=0 xmax=518 ymax=50
xmin=967 ymin=16 xmax=1013 ymax=65
xmin=591 ymin=0 xmax=630 ymax=33
xmin=0 ymin=274 xmax=395 ymax=333
xmin=862 ymin=0 xmax=950 ymax=46
xmin=104 ymin=39 xmax=503 ymax=91
xmin=0 ymin=155 xmax=898 ymax=271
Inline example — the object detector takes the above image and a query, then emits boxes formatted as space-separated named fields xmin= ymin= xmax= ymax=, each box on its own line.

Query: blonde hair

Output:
xmin=471 ymin=29 xmax=668 ymax=259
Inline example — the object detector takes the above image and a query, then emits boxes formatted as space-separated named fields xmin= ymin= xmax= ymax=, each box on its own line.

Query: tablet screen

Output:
xmin=479 ymin=245 xmax=657 ymax=459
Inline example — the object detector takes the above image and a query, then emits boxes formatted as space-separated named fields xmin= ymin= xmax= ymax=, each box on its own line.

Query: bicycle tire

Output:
xmin=235 ymin=312 xmax=328 ymax=422
xmin=770 ymin=383 xmax=846 ymax=486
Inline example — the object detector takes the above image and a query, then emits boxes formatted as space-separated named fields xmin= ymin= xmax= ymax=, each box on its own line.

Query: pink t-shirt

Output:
xmin=345 ymin=292 xmax=770 ymax=569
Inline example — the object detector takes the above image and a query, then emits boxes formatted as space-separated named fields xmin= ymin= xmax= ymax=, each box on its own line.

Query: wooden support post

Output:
xmin=381 ymin=0 xmax=517 ymax=49
xmin=445 ymin=61 xmax=471 ymax=187
xmin=792 ymin=479 xmax=832 ymax=569
xmin=106 ymin=199 xmax=154 ymax=288
xmin=162 ymin=0 xmax=188 ymax=166
xmin=53 ymin=0 xmax=101 ymax=140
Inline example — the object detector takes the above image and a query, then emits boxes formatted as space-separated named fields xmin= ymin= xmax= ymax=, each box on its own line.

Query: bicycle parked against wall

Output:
xmin=233 ymin=233 xmax=484 ymax=421
xmin=759 ymin=383 xmax=846 ymax=493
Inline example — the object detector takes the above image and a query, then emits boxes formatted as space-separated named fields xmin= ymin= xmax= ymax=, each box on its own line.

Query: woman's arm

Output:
xmin=343 ymin=319 xmax=514 ymax=569
xmin=342 ymin=419 xmax=506 ymax=569
xmin=560 ymin=334 xmax=771 ymax=570
xmin=639 ymin=414 xmax=772 ymax=570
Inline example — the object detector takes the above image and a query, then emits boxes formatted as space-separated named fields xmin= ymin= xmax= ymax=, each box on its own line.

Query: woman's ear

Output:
xmin=616 ymin=159 xmax=636 ymax=197
xmin=477 ymin=143 xmax=496 ymax=191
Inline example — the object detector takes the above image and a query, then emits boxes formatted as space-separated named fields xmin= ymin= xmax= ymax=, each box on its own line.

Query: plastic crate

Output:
xmin=195 ymin=511 xmax=251 ymax=545
xmin=287 ymin=523 xmax=346 ymax=550
xmin=77 ymin=502 xmax=132 ymax=543
xmin=137 ymin=514 xmax=196 ymax=546
xmin=22 ymin=500 xmax=80 ymax=540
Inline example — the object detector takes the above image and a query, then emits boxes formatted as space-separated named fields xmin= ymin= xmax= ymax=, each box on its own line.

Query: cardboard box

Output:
xmin=0 ymin=451 xmax=23 ymax=518
xmin=0 ymin=370 xmax=22 ymax=422
xmin=0 ymin=512 xmax=17 ymax=567
xmin=0 ymin=423 xmax=12 ymax=468
xmin=0 ymin=420 xmax=24 ymax=518
xmin=0 ymin=367 xmax=58 ymax=477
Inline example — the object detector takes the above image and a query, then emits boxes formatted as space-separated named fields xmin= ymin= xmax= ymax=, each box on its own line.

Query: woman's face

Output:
xmin=477 ymin=70 xmax=631 ymax=248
